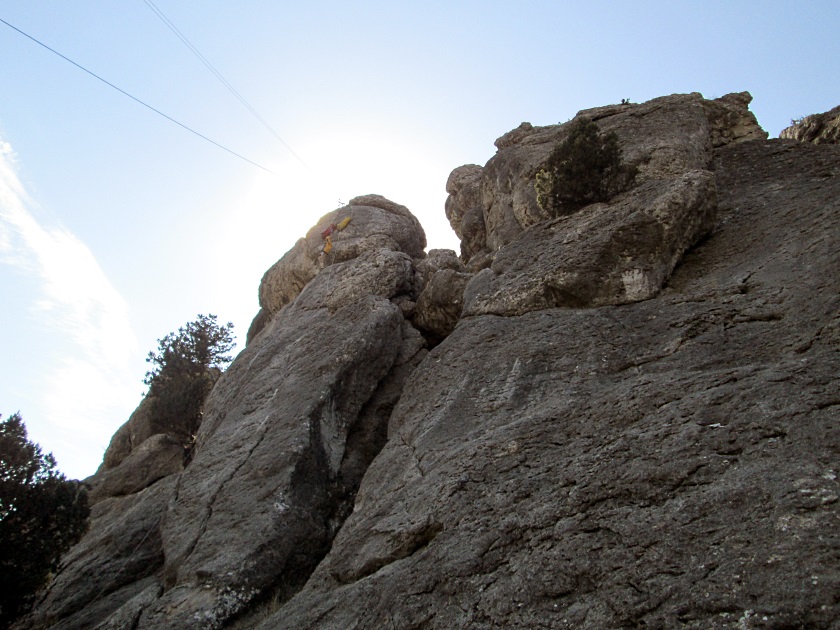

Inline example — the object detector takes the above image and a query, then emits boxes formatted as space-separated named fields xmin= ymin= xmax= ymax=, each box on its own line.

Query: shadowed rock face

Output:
xmin=136 ymin=200 xmax=429 ymax=628
xmin=411 ymin=249 xmax=471 ymax=344
xmin=141 ymin=297 xmax=417 ymax=628
xmin=18 ymin=477 xmax=177 ymax=630
xmin=85 ymin=433 xmax=184 ymax=504
xmin=86 ymin=368 xmax=223 ymax=506
xmin=445 ymin=165 xmax=485 ymax=262
xmin=463 ymin=170 xmax=717 ymax=315
xmin=16 ymin=94 xmax=840 ymax=629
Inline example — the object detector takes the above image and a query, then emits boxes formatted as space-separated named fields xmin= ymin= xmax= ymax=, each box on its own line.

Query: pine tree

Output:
xmin=535 ymin=117 xmax=637 ymax=216
xmin=143 ymin=314 xmax=235 ymax=447
xmin=0 ymin=413 xmax=89 ymax=625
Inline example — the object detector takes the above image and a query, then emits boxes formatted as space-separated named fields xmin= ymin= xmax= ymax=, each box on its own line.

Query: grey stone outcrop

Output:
xmin=17 ymin=197 xmax=430 ymax=630
xmin=411 ymin=249 xmax=472 ymax=343
xmin=17 ymin=94 xmax=840 ymax=630
xmin=452 ymin=93 xmax=767 ymax=316
xmin=444 ymin=165 xmax=485 ymax=260
xmin=258 ymin=131 xmax=840 ymax=630
xmin=19 ymin=477 xmax=176 ymax=629
xmin=85 ymin=433 xmax=184 ymax=504
xmin=256 ymin=194 xmax=426 ymax=322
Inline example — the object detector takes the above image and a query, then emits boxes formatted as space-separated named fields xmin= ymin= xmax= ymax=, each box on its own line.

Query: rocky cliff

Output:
xmin=16 ymin=92 xmax=840 ymax=629
xmin=780 ymin=104 xmax=840 ymax=145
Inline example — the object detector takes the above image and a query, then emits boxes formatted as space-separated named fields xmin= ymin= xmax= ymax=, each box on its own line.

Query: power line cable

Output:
xmin=141 ymin=0 xmax=307 ymax=168
xmin=0 ymin=16 xmax=277 ymax=175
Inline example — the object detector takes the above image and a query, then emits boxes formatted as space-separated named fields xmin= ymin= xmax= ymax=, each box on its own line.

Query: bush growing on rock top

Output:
xmin=0 ymin=412 xmax=89 ymax=626
xmin=535 ymin=116 xmax=637 ymax=216
xmin=143 ymin=314 xmax=234 ymax=452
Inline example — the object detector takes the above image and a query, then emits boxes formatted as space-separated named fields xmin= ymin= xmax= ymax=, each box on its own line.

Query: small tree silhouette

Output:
xmin=144 ymin=314 xmax=234 ymax=450
xmin=535 ymin=117 xmax=637 ymax=216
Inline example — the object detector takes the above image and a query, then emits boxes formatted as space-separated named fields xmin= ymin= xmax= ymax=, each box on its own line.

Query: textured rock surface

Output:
xmin=257 ymin=194 xmax=426 ymax=320
xmin=17 ymin=198 xmax=430 ymax=630
xmin=412 ymin=249 xmax=472 ymax=343
xmin=19 ymin=96 xmax=840 ymax=630
xmin=133 ymin=201 xmax=427 ymax=628
xmin=16 ymin=478 xmax=177 ymax=629
xmin=98 ymin=395 xmax=160 ymax=471
xmin=87 ymin=368 xmax=222 ymax=507
xmin=444 ymin=165 xmax=486 ymax=260
xmin=463 ymin=170 xmax=718 ymax=316
xmin=140 ymin=299 xmax=411 ymax=627
xmin=455 ymin=93 xmax=769 ymax=316
xmin=85 ymin=433 xmax=184 ymax=504
xmin=96 ymin=369 xmax=220 ymax=474
xmin=413 ymin=268 xmax=473 ymax=342
xmin=415 ymin=248 xmax=465 ymax=286
xmin=780 ymin=103 xmax=840 ymax=144
xmin=258 ymin=139 xmax=840 ymax=629
xmin=447 ymin=92 xmax=766 ymax=265
xmin=700 ymin=91 xmax=770 ymax=147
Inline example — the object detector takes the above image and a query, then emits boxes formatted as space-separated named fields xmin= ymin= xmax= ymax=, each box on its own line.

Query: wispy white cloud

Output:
xmin=0 ymin=139 xmax=139 ymax=478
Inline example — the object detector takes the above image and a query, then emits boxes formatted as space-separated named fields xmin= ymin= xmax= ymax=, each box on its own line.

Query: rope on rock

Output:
xmin=320 ymin=216 xmax=352 ymax=255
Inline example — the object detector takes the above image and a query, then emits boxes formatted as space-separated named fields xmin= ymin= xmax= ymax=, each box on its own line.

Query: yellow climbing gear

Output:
xmin=336 ymin=216 xmax=352 ymax=231
xmin=320 ymin=215 xmax=351 ymax=254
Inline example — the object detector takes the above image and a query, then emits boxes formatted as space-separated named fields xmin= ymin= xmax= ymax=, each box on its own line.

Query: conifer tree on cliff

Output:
xmin=143 ymin=314 xmax=235 ymax=450
xmin=0 ymin=413 xmax=89 ymax=626
xmin=535 ymin=116 xmax=637 ymax=216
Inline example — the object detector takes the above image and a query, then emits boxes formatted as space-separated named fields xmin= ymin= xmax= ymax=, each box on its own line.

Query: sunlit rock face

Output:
xmin=16 ymin=94 xmax=840 ymax=630
xmin=780 ymin=103 xmax=840 ymax=144
xmin=255 ymin=194 xmax=426 ymax=324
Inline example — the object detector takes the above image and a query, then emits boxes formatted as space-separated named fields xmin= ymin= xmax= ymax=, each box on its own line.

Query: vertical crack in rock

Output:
xmin=163 ymin=404 xmax=279 ymax=589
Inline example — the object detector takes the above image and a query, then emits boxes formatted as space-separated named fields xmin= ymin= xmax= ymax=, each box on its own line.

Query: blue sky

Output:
xmin=1 ymin=1 xmax=838 ymax=479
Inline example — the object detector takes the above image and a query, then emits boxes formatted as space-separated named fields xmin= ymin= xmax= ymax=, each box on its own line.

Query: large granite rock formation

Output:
xmin=453 ymin=92 xmax=768 ymax=318
xmin=16 ymin=93 xmax=840 ymax=629
xmin=17 ymin=196 xmax=430 ymax=630
xmin=260 ymin=135 xmax=840 ymax=630
xmin=447 ymin=92 xmax=765 ymax=265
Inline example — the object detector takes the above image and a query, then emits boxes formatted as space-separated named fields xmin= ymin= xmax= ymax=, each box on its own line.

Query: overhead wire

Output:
xmin=141 ymin=0 xmax=307 ymax=168
xmin=0 ymin=16 xmax=277 ymax=176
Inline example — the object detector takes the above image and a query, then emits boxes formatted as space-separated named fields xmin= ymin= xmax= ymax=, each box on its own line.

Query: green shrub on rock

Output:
xmin=536 ymin=117 xmax=637 ymax=216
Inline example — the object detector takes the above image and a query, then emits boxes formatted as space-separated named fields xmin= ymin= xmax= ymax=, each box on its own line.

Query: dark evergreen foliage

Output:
xmin=535 ymin=116 xmax=637 ymax=216
xmin=0 ymin=413 xmax=89 ymax=626
xmin=143 ymin=314 xmax=235 ymax=446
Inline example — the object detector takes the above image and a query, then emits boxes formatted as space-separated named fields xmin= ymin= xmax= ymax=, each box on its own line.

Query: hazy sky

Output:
xmin=1 ymin=1 xmax=838 ymax=479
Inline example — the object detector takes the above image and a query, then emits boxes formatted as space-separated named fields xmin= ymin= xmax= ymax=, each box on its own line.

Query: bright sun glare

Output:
xmin=205 ymin=125 xmax=461 ymax=375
